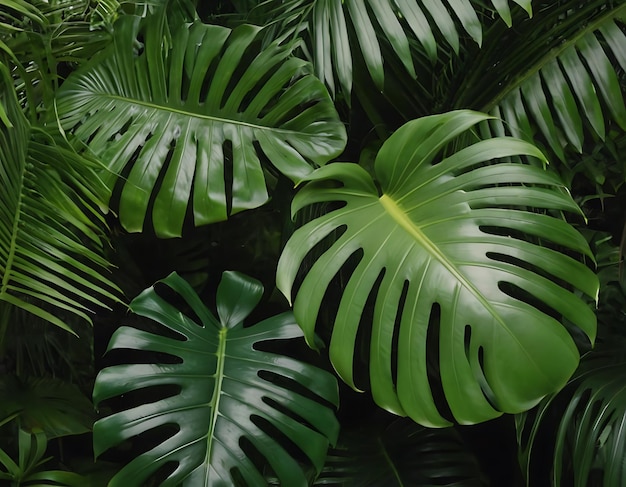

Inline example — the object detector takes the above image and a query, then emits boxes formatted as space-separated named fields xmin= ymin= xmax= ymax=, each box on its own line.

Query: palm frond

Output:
xmin=249 ymin=0 xmax=532 ymax=100
xmin=0 ymin=84 xmax=119 ymax=335
xmin=453 ymin=3 xmax=626 ymax=161
xmin=517 ymin=345 xmax=626 ymax=487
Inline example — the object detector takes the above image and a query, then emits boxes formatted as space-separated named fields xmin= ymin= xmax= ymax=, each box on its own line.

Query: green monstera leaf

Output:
xmin=57 ymin=13 xmax=346 ymax=237
xmin=277 ymin=110 xmax=598 ymax=427
xmin=93 ymin=271 xmax=340 ymax=486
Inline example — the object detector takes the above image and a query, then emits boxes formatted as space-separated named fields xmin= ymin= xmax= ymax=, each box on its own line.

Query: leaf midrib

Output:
xmin=481 ymin=3 xmax=626 ymax=112
xmin=378 ymin=193 xmax=509 ymax=330
xmin=0 ymin=139 xmax=26 ymax=298
xmin=205 ymin=326 xmax=228 ymax=486
xmin=103 ymin=94 xmax=307 ymax=137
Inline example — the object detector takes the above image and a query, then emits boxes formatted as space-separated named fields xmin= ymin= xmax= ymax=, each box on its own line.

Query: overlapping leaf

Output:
xmin=313 ymin=416 xmax=484 ymax=486
xmin=93 ymin=271 xmax=340 ymax=486
xmin=517 ymin=346 xmax=626 ymax=487
xmin=457 ymin=3 xmax=626 ymax=161
xmin=0 ymin=87 xmax=118 ymax=334
xmin=0 ymin=375 xmax=95 ymax=438
xmin=0 ymin=429 xmax=85 ymax=486
xmin=252 ymin=0 xmax=531 ymax=98
xmin=277 ymin=110 xmax=598 ymax=427
xmin=57 ymin=15 xmax=346 ymax=237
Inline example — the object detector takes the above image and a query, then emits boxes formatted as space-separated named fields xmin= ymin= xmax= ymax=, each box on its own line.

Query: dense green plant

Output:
xmin=1 ymin=0 xmax=625 ymax=485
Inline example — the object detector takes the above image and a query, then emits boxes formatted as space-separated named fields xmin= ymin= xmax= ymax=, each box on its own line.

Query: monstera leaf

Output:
xmin=277 ymin=110 xmax=598 ymax=427
xmin=57 ymin=13 xmax=346 ymax=237
xmin=93 ymin=271 xmax=340 ymax=486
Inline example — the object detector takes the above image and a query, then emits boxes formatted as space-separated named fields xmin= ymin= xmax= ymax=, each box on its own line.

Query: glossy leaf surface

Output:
xmin=278 ymin=110 xmax=598 ymax=427
xmin=57 ymin=16 xmax=346 ymax=237
xmin=93 ymin=271 xmax=340 ymax=486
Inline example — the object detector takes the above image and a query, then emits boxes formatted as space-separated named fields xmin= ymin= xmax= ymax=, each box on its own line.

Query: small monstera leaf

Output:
xmin=277 ymin=110 xmax=598 ymax=427
xmin=57 ymin=14 xmax=346 ymax=237
xmin=93 ymin=271 xmax=340 ymax=486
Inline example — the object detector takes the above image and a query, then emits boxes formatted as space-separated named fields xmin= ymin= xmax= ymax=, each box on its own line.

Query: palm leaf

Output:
xmin=277 ymin=110 xmax=598 ymax=427
xmin=1 ymin=0 xmax=113 ymax=118
xmin=56 ymin=14 xmax=346 ymax=238
xmin=251 ymin=0 xmax=532 ymax=99
xmin=313 ymin=416 xmax=485 ymax=486
xmin=0 ymin=85 xmax=119 ymax=335
xmin=517 ymin=345 xmax=626 ymax=487
xmin=93 ymin=271 xmax=340 ymax=486
xmin=0 ymin=375 xmax=94 ymax=439
xmin=453 ymin=3 xmax=626 ymax=161
xmin=0 ymin=429 xmax=85 ymax=486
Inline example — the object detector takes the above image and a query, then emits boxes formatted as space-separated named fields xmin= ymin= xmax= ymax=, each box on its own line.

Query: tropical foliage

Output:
xmin=0 ymin=0 xmax=625 ymax=486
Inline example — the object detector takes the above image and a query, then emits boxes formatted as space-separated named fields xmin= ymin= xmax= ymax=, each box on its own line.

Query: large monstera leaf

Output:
xmin=57 ymin=14 xmax=346 ymax=238
xmin=93 ymin=271 xmax=340 ymax=486
xmin=277 ymin=110 xmax=598 ymax=427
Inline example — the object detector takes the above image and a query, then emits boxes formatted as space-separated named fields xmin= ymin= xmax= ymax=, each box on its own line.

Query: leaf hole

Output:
xmin=110 ymin=143 xmax=144 ymax=216
xmin=257 ymin=370 xmax=337 ymax=411
xmin=352 ymin=266 xmax=385 ymax=392
xmin=261 ymin=396 xmax=321 ymax=436
xmin=145 ymin=461 xmax=178 ymax=486
xmin=223 ymin=139 xmax=234 ymax=216
xmin=290 ymin=222 xmax=348 ymax=317
xmin=390 ymin=280 xmax=409 ymax=388
xmin=425 ymin=303 xmax=455 ymax=423
xmin=108 ymin=116 xmax=133 ymax=142
xmin=237 ymin=436 xmax=270 ymax=483
xmin=487 ymin=251 xmax=572 ymax=291
xmin=198 ymin=55 xmax=222 ymax=105
xmin=143 ymin=137 xmax=178 ymax=234
xmin=220 ymin=38 xmax=263 ymax=110
xmin=104 ymin=346 xmax=183 ymax=366
xmin=464 ymin=324 xmax=472 ymax=360
xmin=271 ymin=98 xmax=320 ymax=127
xmin=249 ymin=414 xmax=316 ymax=479
xmin=153 ymin=280 xmax=205 ymax=330
xmin=477 ymin=346 xmax=499 ymax=410
xmin=238 ymin=58 xmax=284 ymax=114
xmin=497 ymin=281 xmax=592 ymax=353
